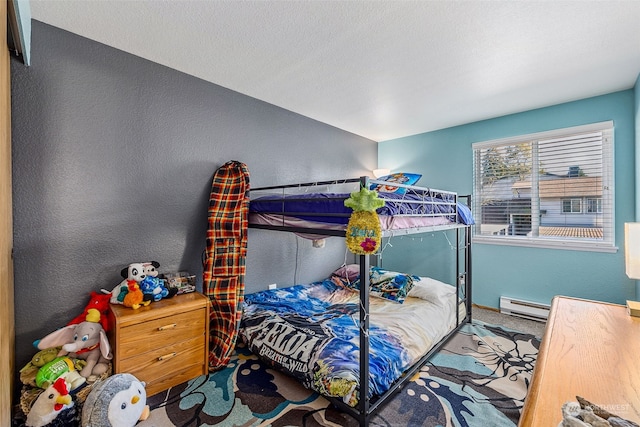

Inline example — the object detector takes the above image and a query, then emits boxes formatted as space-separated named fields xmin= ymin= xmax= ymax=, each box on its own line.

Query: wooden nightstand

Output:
xmin=107 ymin=292 xmax=210 ymax=396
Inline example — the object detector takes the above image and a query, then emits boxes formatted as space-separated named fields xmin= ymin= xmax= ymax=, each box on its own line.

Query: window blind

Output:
xmin=472 ymin=121 xmax=614 ymax=251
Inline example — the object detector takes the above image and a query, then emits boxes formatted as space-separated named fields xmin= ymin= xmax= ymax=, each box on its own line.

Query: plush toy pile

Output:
xmin=18 ymin=372 xmax=149 ymax=427
xmin=37 ymin=308 xmax=112 ymax=381
xmin=108 ymin=261 xmax=177 ymax=309
xmin=15 ymin=260 xmax=174 ymax=427
xmin=17 ymin=307 xmax=111 ymax=427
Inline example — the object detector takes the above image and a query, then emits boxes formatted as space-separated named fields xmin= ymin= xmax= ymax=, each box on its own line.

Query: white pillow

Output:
xmin=331 ymin=264 xmax=360 ymax=282
xmin=408 ymin=276 xmax=455 ymax=302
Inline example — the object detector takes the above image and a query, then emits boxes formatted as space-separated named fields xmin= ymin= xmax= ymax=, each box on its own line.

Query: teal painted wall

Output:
xmin=379 ymin=90 xmax=636 ymax=308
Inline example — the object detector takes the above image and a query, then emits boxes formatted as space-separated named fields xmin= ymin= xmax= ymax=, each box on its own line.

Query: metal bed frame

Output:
xmin=248 ymin=176 xmax=472 ymax=426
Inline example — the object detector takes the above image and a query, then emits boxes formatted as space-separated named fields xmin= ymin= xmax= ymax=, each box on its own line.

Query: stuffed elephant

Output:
xmin=37 ymin=308 xmax=112 ymax=381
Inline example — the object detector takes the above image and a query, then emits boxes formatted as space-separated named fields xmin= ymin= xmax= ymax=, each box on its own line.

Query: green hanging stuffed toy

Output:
xmin=344 ymin=187 xmax=385 ymax=254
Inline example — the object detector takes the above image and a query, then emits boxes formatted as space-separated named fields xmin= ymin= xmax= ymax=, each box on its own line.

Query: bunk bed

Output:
xmin=240 ymin=176 xmax=473 ymax=426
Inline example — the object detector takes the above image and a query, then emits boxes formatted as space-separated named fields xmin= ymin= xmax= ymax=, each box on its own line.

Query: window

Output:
xmin=587 ymin=198 xmax=602 ymax=214
xmin=472 ymin=121 xmax=614 ymax=252
xmin=562 ymin=199 xmax=582 ymax=214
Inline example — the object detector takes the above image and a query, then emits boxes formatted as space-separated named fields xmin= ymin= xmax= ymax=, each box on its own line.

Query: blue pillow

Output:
xmin=457 ymin=202 xmax=475 ymax=225
xmin=331 ymin=266 xmax=418 ymax=304
xmin=369 ymin=266 xmax=419 ymax=304
xmin=370 ymin=173 xmax=422 ymax=195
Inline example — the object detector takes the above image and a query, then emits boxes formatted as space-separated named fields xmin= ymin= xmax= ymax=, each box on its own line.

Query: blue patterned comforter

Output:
xmin=239 ymin=275 xmax=461 ymax=406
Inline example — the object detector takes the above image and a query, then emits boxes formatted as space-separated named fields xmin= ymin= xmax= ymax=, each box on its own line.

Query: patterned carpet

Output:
xmin=138 ymin=321 xmax=539 ymax=427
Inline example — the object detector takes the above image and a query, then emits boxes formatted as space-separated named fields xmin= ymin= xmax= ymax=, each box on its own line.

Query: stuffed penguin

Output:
xmin=82 ymin=373 xmax=150 ymax=427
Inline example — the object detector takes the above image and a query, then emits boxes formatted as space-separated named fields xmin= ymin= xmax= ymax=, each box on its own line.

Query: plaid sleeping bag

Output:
xmin=203 ymin=160 xmax=250 ymax=370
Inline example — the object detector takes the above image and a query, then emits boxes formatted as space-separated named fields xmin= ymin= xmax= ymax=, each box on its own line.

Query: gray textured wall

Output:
xmin=10 ymin=21 xmax=374 ymax=382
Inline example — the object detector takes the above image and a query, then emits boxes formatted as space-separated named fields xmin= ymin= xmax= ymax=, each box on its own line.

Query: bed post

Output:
xmin=466 ymin=196 xmax=473 ymax=321
xmin=358 ymin=253 xmax=370 ymax=424
xmin=456 ymin=198 xmax=473 ymax=325
xmin=357 ymin=175 xmax=371 ymax=425
xmin=456 ymin=226 xmax=461 ymax=325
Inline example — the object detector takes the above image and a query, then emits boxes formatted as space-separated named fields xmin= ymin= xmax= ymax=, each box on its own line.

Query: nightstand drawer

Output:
xmin=117 ymin=310 xmax=205 ymax=359
xmin=108 ymin=292 xmax=210 ymax=396
xmin=119 ymin=335 xmax=206 ymax=395
xmin=138 ymin=365 xmax=206 ymax=397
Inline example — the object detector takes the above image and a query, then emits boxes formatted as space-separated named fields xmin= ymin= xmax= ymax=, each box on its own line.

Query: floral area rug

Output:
xmin=139 ymin=321 xmax=540 ymax=427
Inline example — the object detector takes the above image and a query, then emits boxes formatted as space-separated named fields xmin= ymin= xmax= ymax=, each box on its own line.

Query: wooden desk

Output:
xmin=519 ymin=296 xmax=640 ymax=426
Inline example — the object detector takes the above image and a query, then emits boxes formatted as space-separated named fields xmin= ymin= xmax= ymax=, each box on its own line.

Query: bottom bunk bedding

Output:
xmin=239 ymin=268 xmax=466 ymax=407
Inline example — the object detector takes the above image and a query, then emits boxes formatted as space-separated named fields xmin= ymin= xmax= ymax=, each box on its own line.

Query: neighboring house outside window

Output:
xmin=472 ymin=121 xmax=614 ymax=252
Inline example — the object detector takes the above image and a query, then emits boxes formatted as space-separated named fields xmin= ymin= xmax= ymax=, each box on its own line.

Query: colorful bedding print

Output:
xmin=239 ymin=276 xmax=460 ymax=407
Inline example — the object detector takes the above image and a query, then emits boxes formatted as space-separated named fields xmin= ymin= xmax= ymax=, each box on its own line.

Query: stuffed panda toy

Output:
xmin=108 ymin=261 xmax=177 ymax=305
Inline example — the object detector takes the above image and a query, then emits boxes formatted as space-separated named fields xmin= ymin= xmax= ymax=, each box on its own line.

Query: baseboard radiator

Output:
xmin=499 ymin=296 xmax=550 ymax=322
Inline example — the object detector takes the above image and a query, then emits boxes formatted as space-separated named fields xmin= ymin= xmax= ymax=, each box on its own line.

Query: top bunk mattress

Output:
xmin=249 ymin=181 xmax=474 ymax=236
xmin=249 ymin=211 xmax=455 ymax=235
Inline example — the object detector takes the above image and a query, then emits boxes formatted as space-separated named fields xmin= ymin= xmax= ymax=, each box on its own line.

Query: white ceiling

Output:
xmin=29 ymin=0 xmax=640 ymax=142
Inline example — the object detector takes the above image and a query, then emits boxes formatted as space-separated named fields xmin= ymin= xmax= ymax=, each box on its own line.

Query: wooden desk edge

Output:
xmin=519 ymin=295 xmax=634 ymax=427
xmin=518 ymin=296 xmax=559 ymax=426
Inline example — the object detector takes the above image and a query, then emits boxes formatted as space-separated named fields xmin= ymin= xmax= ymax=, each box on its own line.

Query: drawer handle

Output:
xmin=157 ymin=323 xmax=177 ymax=331
xmin=158 ymin=352 xmax=177 ymax=361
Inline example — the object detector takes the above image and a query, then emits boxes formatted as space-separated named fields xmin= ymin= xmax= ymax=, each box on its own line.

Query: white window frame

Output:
xmin=562 ymin=198 xmax=582 ymax=214
xmin=585 ymin=197 xmax=603 ymax=213
xmin=586 ymin=198 xmax=603 ymax=214
xmin=472 ymin=121 xmax=616 ymax=253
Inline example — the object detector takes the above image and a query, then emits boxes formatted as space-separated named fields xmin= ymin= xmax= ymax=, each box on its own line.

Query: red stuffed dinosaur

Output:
xmin=67 ymin=291 xmax=112 ymax=332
